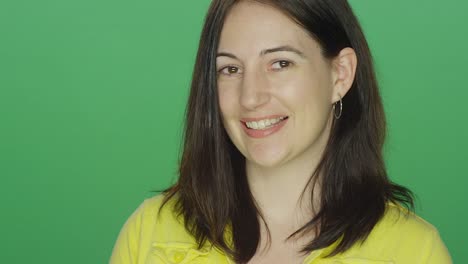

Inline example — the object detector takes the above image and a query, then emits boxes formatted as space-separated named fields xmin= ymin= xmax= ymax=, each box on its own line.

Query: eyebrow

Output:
xmin=216 ymin=45 xmax=306 ymax=60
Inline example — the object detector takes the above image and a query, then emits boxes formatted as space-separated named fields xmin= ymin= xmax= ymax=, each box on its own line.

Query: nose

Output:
xmin=239 ymin=69 xmax=270 ymax=110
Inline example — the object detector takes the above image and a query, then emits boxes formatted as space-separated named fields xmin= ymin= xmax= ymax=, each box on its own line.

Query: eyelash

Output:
xmin=217 ymin=60 xmax=293 ymax=76
xmin=271 ymin=60 xmax=293 ymax=71
xmin=218 ymin=66 xmax=242 ymax=76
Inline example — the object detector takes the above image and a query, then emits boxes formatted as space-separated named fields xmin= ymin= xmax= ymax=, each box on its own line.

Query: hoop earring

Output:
xmin=333 ymin=95 xmax=342 ymax=119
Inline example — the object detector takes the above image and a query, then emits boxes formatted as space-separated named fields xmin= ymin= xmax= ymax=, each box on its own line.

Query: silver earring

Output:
xmin=333 ymin=95 xmax=342 ymax=119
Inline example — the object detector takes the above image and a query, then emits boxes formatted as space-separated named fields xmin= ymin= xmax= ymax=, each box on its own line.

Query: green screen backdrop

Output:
xmin=1 ymin=1 xmax=466 ymax=263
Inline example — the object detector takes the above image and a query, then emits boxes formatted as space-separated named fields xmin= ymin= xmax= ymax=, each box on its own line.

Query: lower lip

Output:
xmin=241 ymin=118 xmax=288 ymax=138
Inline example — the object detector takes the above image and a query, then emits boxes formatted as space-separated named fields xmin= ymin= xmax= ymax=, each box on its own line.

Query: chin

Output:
xmin=235 ymin=139 xmax=288 ymax=168
xmin=245 ymin=151 xmax=288 ymax=169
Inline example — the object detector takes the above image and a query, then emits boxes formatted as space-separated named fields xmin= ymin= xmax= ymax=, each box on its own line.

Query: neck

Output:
xmin=246 ymin=146 xmax=323 ymax=227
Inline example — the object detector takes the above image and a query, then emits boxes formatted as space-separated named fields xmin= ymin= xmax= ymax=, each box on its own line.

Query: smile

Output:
xmin=240 ymin=116 xmax=289 ymax=138
xmin=245 ymin=116 xmax=287 ymax=130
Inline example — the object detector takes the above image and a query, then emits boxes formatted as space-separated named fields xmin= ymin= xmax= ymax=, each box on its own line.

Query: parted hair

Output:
xmin=157 ymin=0 xmax=414 ymax=263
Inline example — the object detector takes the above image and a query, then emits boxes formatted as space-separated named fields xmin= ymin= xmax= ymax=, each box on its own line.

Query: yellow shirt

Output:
xmin=109 ymin=194 xmax=452 ymax=264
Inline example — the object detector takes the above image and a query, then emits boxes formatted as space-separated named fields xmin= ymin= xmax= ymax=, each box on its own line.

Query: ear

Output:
xmin=330 ymin=47 xmax=357 ymax=103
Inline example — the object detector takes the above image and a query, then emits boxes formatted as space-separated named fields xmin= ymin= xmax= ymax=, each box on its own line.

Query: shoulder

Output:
xmin=136 ymin=193 xmax=195 ymax=242
xmin=340 ymin=203 xmax=452 ymax=263
xmin=118 ymin=193 xmax=183 ymax=235
xmin=373 ymin=203 xmax=438 ymax=239
xmin=139 ymin=193 xmax=175 ymax=220
xmin=110 ymin=193 xmax=232 ymax=264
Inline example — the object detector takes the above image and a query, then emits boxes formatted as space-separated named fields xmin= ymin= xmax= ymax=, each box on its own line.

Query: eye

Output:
xmin=218 ymin=66 xmax=242 ymax=76
xmin=271 ymin=60 xmax=293 ymax=71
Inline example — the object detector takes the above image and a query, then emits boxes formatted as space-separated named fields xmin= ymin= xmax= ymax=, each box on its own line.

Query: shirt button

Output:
xmin=171 ymin=251 xmax=186 ymax=263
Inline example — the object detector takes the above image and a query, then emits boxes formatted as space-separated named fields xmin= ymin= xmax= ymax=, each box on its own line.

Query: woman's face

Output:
xmin=217 ymin=1 xmax=339 ymax=168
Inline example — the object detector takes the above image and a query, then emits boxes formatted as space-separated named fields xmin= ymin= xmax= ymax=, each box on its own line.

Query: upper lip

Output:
xmin=240 ymin=115 xmax=289 ymax=123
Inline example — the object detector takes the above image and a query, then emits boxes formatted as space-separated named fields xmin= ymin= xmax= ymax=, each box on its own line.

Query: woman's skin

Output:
xmin=216 ymin=1 xmax=357 ymax=262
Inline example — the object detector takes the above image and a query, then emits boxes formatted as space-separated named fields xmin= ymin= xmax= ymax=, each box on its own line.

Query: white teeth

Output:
xmin=258 ymin=120 xmax=265 ymax=129
xmin=245 ymin=117 xmax=287 ymax=130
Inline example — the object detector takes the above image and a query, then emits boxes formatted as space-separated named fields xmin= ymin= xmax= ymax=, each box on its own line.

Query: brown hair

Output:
xmin=157 ymin=0 xmax=414 ymax=263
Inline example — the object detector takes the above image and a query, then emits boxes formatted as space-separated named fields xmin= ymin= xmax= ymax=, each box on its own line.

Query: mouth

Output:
xmin=241 ymin=116 xmax=289 ymax=130
xmin=239 ymin=115 xmax=289 ymax=138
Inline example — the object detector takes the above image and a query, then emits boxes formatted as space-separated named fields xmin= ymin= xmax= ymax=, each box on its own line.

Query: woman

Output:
xmin=110 ymin=0 xmax=452 ymax=263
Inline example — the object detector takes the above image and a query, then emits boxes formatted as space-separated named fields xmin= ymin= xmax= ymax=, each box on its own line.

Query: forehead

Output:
xmin=218 ymin=1 xmax=321 ymax=55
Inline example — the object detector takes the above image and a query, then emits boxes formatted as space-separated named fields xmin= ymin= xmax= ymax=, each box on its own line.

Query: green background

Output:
xmin=0 ymin=0 xmax=465 ymax=263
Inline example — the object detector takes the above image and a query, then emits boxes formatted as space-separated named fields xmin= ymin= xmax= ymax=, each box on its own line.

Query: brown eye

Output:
xmin=219 ymin=66 xmax=242 ymax=76
xmin=227 ymin=66 xmax=238 ymax=74
xmin=271 ymin=60 xmax=292 ymax=71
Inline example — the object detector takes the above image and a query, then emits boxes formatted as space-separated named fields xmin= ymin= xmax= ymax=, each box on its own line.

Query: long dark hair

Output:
xmin=157 ymin=0 xmax=414 ymax=263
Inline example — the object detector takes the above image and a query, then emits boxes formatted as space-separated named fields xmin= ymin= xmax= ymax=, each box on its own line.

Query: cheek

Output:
xmin=217 ymin=83 xmax=238 ymax=119
xmin=275 ymin=75 xmax=330 ymax=109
